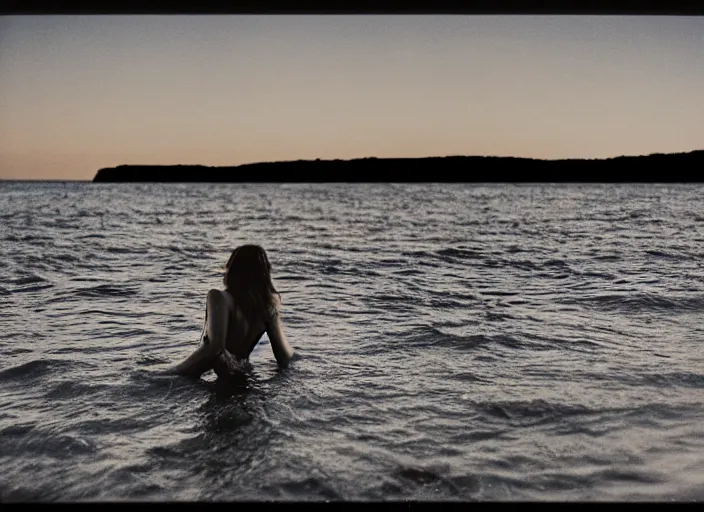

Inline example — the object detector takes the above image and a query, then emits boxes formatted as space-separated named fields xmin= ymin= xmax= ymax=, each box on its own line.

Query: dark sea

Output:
xmin=1 ymin=182 xmax=703 ymax=502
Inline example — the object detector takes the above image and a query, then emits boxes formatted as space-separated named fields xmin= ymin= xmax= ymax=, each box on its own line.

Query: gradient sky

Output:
xmin=1 ymin=15 xmax=703 ymax=180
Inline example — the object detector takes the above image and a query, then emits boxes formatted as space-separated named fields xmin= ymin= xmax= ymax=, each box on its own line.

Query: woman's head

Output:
xmin=223 ymin=245 xmax=279 ymax=317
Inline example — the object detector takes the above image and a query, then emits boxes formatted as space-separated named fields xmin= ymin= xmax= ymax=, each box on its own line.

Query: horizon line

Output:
xmin=3 ymin=149 xmax=702 ymax=181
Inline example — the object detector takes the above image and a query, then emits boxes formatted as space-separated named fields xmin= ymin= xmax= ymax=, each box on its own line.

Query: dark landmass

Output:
xmin=93 ymin=151 xmax=704 ymax=183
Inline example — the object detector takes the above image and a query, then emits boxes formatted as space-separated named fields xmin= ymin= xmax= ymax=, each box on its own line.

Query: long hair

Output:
xmin=223 ymin=245 xmax=280 ymax=321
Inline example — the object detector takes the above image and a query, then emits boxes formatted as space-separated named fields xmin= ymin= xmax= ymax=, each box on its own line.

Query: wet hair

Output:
xmin=223 ymin=244 xmax=280 ymax=321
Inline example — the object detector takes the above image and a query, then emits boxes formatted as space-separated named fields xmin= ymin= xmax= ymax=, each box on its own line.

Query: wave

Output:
xmin=73 ymin=284 xmax=140 ymax=298
xmin=558 ymin=292 xmax=704 ymax=314
xmin=0 ymin=359 xmax=64 ymax=381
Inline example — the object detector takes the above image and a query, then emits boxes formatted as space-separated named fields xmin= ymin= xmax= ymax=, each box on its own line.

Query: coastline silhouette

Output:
xmin=92 ymin=151 xmax=704 ymax=183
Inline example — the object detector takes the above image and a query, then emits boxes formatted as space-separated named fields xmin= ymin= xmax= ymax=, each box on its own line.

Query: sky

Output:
xmin=1 ymin=15 xmax=703 ymax=180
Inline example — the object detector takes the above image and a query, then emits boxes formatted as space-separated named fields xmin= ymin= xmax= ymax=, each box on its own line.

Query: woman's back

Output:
xmin=222 ymin=291 xmax=277 ymax=360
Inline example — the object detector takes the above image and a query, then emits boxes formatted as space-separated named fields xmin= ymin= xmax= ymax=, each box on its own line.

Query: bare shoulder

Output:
xmin=207 ymin=288 xmax=225 ymax=299
xmin=207 ymin=288 xmax=233 ymax=308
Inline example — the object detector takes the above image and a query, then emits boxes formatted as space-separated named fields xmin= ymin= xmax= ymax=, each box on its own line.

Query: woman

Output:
xmin=164 ymin=245 xmax=294 ymax=379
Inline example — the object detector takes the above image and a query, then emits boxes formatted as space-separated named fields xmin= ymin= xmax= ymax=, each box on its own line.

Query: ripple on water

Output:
xmin=1 ymin=183 xmax=703 ymax=501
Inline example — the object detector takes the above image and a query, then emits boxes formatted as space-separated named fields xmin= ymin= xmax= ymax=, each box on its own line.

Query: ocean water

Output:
xmin=1 ymin=182 xmax=703 ymax=502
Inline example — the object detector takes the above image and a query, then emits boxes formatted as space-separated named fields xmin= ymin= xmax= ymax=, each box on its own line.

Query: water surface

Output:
xmin=1 ymin=182 xmax=703 ymax=501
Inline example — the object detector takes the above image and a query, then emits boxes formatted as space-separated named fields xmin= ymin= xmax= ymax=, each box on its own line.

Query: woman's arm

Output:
xmin=164 ymin=342 xmax=218 ymax=377
xmin=266 ymin=309 xmax=294 ymax=369
xmin=163 ymin=289 xmax=229 ymax=377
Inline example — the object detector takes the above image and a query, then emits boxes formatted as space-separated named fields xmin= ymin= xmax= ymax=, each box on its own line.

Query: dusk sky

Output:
xmin=1 ymin=15 xmax=703 ymax=180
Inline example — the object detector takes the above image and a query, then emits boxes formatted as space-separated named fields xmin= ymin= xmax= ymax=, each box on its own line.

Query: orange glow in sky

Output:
xmin=1 ymin=15 xmax=703 ymax=180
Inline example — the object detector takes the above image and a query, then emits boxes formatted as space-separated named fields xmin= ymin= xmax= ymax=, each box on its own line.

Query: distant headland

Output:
xmin=93 ymin=151 xmax=704 ymax=183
